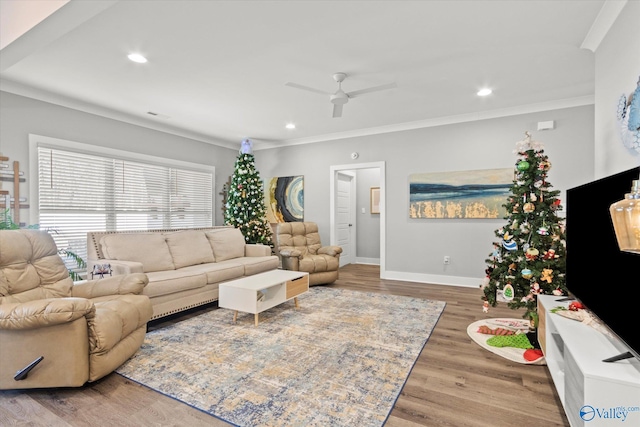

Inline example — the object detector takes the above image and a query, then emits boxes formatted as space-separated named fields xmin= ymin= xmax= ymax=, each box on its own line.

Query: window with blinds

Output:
xmin=36 ymin=145 xmax=214 ymax=274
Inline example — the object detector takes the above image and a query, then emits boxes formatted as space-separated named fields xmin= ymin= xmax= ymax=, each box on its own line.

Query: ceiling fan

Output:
xmin=285 ymin=72 xmax=397 ymax=118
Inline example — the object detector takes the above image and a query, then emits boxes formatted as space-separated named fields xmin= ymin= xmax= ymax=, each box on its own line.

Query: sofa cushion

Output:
xmin=143 ymin=270 xmax=207 ymax=298
xmin=206 ymin=228 xmax=245 ymax=261
xmin=178 ymin=262 xmax=245 ymax=285
xmin=100 ymin=234 xmax=175 ymax=273
xmin=299 ymin=254 xmax=340 ymax=273
xmin=165 ymin=230 xmax=215 ymax=268
xmin=230 ymin=256 xmax=280 ymax=276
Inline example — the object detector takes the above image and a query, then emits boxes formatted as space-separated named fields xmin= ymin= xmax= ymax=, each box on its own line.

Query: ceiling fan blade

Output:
xmin=332 ymin=103 xmax=343 ymax=118
xmin=285 ymin=82 xmax=331 ymax=96
xmin=346 ymin=82 xmax=397 ymax=98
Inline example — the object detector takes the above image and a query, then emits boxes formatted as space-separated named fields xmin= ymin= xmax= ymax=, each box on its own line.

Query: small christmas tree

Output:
xmin=481 ymin=132 xmax=568 ymax=317
xmin=224 ymin=140 xmax=273 ymax=245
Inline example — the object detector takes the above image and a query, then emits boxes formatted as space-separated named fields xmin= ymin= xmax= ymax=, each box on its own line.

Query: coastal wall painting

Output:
xmin=409 ymin=168 xmax=512 ymax=219
xmin=265 ymin=175 xmax=304 ymax=223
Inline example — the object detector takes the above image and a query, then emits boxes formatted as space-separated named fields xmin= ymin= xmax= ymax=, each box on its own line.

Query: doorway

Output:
xmin=329 ymin=161 xmax=386 ymax=277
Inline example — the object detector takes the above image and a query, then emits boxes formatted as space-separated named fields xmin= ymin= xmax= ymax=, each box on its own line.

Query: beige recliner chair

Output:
xmin=272 ymin=222 xmax=342 ymax=285
xmin=0 ymin=229 xmax=153 ymax=390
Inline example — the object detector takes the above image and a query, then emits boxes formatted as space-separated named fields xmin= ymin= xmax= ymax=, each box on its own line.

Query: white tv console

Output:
xmin=537 ymin=295 xmax=640 ymax=426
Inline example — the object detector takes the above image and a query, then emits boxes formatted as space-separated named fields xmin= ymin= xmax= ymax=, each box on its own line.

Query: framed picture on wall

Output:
xmin=370 ymin=187 xmax=380 ymax=214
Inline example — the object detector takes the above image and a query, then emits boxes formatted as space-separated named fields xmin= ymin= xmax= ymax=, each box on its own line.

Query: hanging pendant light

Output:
xmin=610 ymin=178 xmax=640 ymax=253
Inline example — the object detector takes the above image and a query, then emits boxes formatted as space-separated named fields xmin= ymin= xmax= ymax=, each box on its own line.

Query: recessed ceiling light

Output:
xmin=128 ymin=53 xmax=148 ymax=63
xmin=477 ymin=88 xmax=492 ymax=97
xmin=285 ymin=123 xmax=296 ymax=129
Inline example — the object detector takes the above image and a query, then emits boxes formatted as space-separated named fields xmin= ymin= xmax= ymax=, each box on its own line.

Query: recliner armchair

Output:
xmin=0 ymin=229 xmax=153 ymax=390
xmin=271 ymin=222 xmax=342 ymax=285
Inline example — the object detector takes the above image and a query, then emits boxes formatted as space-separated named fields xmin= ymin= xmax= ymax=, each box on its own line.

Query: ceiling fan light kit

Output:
xmin=286 ymin=72 xmax=397 ymax=118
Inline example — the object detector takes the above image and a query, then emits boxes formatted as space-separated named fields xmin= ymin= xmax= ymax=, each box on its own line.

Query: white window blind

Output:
xmin=36 ymin=145 xmax=214 ymax=270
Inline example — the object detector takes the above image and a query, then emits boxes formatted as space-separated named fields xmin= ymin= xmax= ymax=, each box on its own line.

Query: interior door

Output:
xmin=335 ymin=171 xmax=354 ymax=266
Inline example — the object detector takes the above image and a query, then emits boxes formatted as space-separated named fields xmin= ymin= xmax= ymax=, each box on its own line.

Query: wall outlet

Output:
xmin=443 ymin=256 xmax=450 ymax=265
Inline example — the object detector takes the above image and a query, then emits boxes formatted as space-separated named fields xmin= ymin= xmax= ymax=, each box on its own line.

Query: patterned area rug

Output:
xmin=116 ymin=287 xmax=445 ymax=426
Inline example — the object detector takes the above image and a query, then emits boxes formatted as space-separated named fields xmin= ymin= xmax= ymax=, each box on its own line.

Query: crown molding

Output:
xmin=257 ymin=95 xmax=595 ymax=150
xmin=580 ymin=0 xmax=627 ymax=52
xmin=2 ymin=77 xmax=594 ymax=152
xmin=0 ymin=78 xmax=238 ymax=150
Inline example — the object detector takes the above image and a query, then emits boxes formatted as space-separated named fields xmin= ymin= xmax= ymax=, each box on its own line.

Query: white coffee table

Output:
xmin=218 ymin=270 xmax=310 ymax=326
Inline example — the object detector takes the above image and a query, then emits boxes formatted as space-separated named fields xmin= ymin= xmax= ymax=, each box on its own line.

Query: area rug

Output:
xmin=467 ymin=318 xmax=546 ymax=365
xmin=116 ymin=287 xmax=445 ymax=426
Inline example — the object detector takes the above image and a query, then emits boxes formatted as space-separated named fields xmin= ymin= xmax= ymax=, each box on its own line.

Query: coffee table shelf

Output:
xmin=219 ymin=270 xmax=309 ymax=326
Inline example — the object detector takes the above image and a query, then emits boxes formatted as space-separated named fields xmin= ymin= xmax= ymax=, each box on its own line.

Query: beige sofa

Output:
xmin=0 ymin=229 xmax=153 ymax=390
xmin=87 ymin=227 xmax=279 ymax=320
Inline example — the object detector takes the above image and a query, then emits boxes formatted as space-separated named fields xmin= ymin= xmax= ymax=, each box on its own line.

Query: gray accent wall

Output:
xmin=1 ymin=0 xmax=636 ymax=290
xmin=0 ymin=90 xmax=597 ymax=288
xmin=257 ymin=105 xmax=595 ymax=286
xmin=0 ymin=91 xmax=238 ymax=225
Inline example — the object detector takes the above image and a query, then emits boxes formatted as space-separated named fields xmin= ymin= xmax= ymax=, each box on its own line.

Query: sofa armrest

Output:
xmin=87 ymin=259 xmax=144 ymax=276
xmin=279 ymin=249 xmax=302 ymax=258
xmin=0 ymin=298 xmax=95 ymax=330
xmin=71 ymin=273 xmax=148 ymax=299
xmin=245 ymin=244 xmax=272 ymax=257
xmin=318 ymin=246 xmax=343 ymax=257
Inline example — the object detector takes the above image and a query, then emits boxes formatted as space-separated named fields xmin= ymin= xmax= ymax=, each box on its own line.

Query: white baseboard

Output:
xmin=382 ymin=270 xmax=481 ymax=288
xmin=354 ymin=257 xmax=380 ymax=265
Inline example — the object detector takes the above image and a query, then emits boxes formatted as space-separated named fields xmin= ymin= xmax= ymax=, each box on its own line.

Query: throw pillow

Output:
xmin=165 ymin=230 xmax=215 ymax=268
xmin=206 ymin=228 xmax=245 ymax=261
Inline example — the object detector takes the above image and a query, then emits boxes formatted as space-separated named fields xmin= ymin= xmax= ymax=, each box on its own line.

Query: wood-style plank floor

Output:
xmin=0 ymin=264 xmax=569 ymax=426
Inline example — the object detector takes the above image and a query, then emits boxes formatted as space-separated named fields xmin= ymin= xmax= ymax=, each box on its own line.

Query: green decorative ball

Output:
xmin=517 ymin=161 xmax=530 ymax=171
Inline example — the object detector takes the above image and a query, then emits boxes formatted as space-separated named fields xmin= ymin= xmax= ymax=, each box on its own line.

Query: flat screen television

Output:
xmin=565 ymin=166 xmax=640 ymax=362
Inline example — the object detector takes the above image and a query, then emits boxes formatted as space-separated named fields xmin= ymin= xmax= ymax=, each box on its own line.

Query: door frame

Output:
xmin=329 ymin=161 xmax=386 ymax=278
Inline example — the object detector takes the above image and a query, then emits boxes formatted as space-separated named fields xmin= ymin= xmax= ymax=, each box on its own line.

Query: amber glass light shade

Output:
xmin=609 ymin=179 xmax=640 ymax=254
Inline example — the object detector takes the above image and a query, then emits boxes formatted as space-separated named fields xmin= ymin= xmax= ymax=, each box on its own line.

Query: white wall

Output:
xmin=0 ymin=91 xmax=239 ymax=225
xmin=594 ymin=0 xmax=640 ymax=178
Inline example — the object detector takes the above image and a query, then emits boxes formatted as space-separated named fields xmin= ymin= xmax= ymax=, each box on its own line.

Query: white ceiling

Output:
xmin=0 ymin=0 xmax=616 ymax=151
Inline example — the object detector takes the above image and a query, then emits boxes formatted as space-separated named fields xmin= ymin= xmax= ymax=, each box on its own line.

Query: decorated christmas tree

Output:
xmin=481 ymin=132 xmax=568 ymax=317
xmin=224 ymin=140 xmax=273 ymax=245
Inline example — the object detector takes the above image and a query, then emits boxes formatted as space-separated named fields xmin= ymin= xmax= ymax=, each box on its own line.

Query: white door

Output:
xmin=335 ymin=171 xmax=355 ymax=266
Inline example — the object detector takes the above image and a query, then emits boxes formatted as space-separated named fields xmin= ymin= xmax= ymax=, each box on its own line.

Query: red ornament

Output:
xmin=568 ymin=301 xmax=584 ymax=311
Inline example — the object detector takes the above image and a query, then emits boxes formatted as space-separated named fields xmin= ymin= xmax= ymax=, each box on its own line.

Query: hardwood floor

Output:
xmin=0 ymin=264 xmax=569 ymax=426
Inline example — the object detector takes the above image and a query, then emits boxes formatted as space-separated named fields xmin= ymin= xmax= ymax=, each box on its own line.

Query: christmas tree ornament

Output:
xmin=540 ymin=269 xmax=554 ymax=283
xmin=537 ymin=226 xmax=549 ymax=235
xmin=530 ymin=193 xmax=537 ymax=202
xmin=538 ymin=160 xmax=551 ymax=171
xmin=517 ymin=160 xmax=530 ymax=171
xmin=525 ymin=247 xmax=539 ymax=260
xmin=502 ymin=283 xmax=515 ymax=301
xmin=521 ymin=268 xmax=533 ymax=279
xmin=523 ymin=202 xmax=535 ymax=213
xmin=503 ymin=239 xmax=517 ymax=251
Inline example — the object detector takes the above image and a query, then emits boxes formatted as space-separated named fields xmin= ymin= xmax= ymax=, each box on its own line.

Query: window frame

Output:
xmin=28 ymin=133 xmax=216 ymax=259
